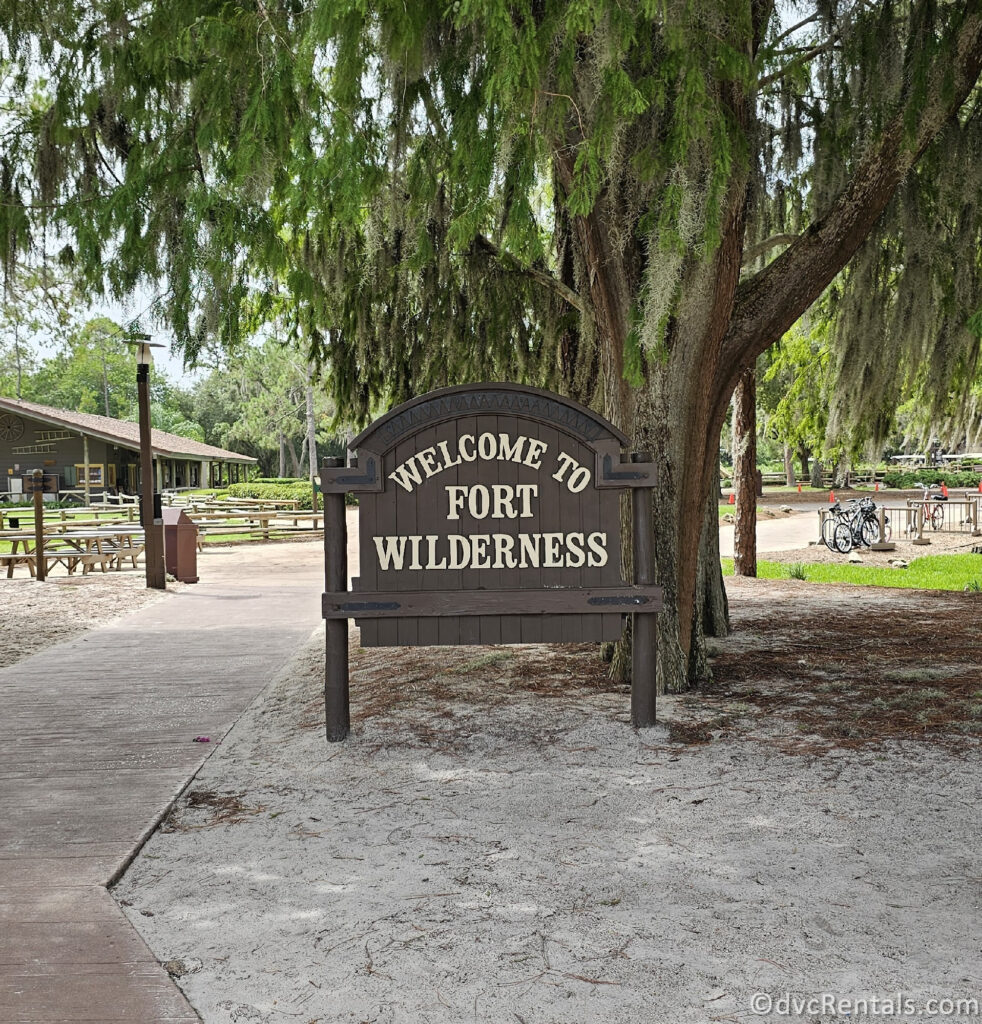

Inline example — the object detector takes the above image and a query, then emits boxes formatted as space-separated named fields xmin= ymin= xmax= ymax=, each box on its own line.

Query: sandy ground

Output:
xmin=0 ymin=574 xmax=175 ymax=669
xmin=4 ymin=519 xmax=979 ymax=1022
xmin=111 ymin=579 xmax=981 ymax=1024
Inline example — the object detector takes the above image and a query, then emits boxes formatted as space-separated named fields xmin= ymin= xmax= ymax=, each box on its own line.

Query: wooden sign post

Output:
xmin=32 ymin=469 xmax=46 ymax=583
xmin=321 ymin=384 xmax=662 ymax=741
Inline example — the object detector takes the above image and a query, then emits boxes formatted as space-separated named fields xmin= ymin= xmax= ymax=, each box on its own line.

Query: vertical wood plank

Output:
xmin=476 ymin=412 xmax=503 ymax=645
xmin=323 ymin=457 xmax=350 ymax=741
xmin=415 ymin=424 xmax=441 ymax=646
xmin=455 ymin=415 xmax=482 ymax=645
xmin=631 ymin=452 xmax=657 ymax=728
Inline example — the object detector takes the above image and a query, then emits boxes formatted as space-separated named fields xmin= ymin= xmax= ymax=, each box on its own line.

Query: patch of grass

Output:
xmin=883 ymin=667 xmax=949 ymax=684
xmin=786 ymin=562 xmax=807 ymax=580
xmin=872 ymin=688 xmax=946 ymax=711
xmin=816 ymin=680 xmax=852 ymax=694
xmin=721 ymin=554 xmax=982 ymax=592
xmin=453 ymin=651 xmax=514 ymax=673
xmin=718 ymin=504 xmax=769 ymax=521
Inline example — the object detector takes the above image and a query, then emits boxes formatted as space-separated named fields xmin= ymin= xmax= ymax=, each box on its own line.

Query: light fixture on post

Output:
xmin=124 ymin=333 xmax=166 ymax=590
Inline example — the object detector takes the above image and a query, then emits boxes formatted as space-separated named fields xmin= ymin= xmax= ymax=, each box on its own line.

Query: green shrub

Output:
xmin=882 ymin=469 xmax=980 ymax=489
xmin=226 ymin=481 xmax=315 ymax=509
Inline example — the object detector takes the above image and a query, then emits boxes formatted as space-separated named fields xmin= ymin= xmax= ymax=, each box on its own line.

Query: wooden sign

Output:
xmin=321 ymin=384 xmax=662 ymax=740
xmin=22 ymin=472 xmax=59 ymax=494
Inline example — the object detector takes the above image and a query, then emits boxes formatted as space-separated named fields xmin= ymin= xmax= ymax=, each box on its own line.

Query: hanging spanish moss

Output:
xmin=744 ymin=0 xmax=982 ymax=454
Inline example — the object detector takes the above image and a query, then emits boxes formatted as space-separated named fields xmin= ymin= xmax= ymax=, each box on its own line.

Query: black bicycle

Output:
xmin=823 ymin=497 xmax=890 ymax=552
xmin=822 ymin=502 xmax=854 ymax=552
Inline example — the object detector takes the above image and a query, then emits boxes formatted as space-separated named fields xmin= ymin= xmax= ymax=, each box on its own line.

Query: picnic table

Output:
xmin=1 ymin=527 xmax=145 ymax=578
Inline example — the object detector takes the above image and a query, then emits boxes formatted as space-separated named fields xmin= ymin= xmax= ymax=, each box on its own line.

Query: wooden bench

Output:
xmin=1 ymin=552 xmax=37 ymax=577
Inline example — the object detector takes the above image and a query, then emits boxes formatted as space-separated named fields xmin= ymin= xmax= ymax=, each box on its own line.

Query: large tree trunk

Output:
xmin=278 ymin=432 xmax=286 ymax=478
xmin=732 ymin=365 xmax=757 ymax=577
xmin=784 ymin=445 xmax=795 ymax=487
xmin=832 ymin=458 xmax=851 ymax=489
xmin=809 ymin=458 xmax=824 ymax=489
xmin=287 ymin=439 xmax=302 ymax=478
xmin=553 ymin=4 xmax=982 ymax=697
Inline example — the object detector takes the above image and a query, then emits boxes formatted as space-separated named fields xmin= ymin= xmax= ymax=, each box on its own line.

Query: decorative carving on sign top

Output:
xmin=351 ymin=385 xmax=627 ymax=453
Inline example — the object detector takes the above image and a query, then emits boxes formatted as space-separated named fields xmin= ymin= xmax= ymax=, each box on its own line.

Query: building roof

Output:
xmin=0 ymin=396 xmax=256 ymax=464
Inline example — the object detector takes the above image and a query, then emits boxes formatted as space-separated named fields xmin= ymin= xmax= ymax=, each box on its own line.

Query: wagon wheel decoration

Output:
xmin=0 ymin=413 xmax=25 ymax=441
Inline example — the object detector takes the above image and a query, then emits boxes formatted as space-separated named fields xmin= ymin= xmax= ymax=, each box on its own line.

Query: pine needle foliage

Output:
xmin=0 ymin=0 xmax=980 ymax=439
xmin=749 ymin=1 xmax=982 ymax=448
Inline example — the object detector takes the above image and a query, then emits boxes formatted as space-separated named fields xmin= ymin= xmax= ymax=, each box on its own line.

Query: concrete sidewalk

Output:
xmin=718 ymin=511 xmax=818 ymax=556
xmin=0 ymin=542 xmax=325 ymax=1023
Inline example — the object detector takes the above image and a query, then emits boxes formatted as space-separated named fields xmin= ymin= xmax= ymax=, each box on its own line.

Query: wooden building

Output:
xmin=0 ymin=397 xmax=256 ymax=501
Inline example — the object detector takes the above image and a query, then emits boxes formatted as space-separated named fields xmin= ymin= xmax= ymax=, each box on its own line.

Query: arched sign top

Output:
xmin=349 ymin=383 xmax=630 ymax=455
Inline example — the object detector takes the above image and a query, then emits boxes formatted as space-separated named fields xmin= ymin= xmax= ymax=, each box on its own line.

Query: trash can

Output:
xmin=162 ymin=507 xmax=199 ymax=583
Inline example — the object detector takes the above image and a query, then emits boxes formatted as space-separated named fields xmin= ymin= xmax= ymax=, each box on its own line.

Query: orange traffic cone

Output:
xmin=797 ymin=482 xmax=802 ymax=493
xmin=978 ymin=478 xmax=982 ymax=493
xmin=875 ymin=481 xmax=879 ymax=491
xmin=728 ymin=492 xmax=735 ymax=504
xmin=829 ymin=490 xmax=836 ymax=503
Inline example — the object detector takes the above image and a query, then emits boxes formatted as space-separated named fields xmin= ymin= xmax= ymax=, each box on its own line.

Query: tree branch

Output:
xmin=774 ymin=11 xmax=821 ymax=45
xmin=475 ymin=234 xmax=585 ymax=314
xmin=759 ymin=37 xmax=840 ymax=88
xmin=720 ymin=7 xmax=982 ymax=399
xmin=741 ymin=233 xmax=800 ymax=267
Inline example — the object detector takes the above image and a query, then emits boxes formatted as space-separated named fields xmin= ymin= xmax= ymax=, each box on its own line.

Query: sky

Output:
xmin=87 ymin=293 xmax=205 ymax=386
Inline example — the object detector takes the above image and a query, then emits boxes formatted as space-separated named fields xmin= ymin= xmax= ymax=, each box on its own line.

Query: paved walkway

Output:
xmin=718 ymin=510 xmax=819 ymax=556
xmin=0 ymin=541 xmax=325 ymax=1023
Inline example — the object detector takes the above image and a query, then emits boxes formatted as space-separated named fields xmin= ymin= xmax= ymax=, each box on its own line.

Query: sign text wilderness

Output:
xmin=376 ymin=430 xmax=608 ymax=572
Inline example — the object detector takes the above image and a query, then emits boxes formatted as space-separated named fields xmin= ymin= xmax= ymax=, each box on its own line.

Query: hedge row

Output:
xmin=226 ymin=481 xmax=315 ymax=509
xmin=882 ymin=469 xmax=982 ymax=489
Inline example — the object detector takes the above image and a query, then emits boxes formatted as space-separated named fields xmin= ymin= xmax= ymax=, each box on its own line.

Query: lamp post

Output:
xmin=126 ymin=335 xmax=166 ymax=589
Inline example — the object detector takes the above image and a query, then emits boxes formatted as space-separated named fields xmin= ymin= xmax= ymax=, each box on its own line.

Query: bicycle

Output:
xmin=822 ymin=502 xmax=855 ymax=552
xmin=908 ymin=484 xmax=945 ymax=533
xmin=851 ymin=495 xmax=891 ymax=547
xmin=823 ymin=497 xmax=890 ymax=552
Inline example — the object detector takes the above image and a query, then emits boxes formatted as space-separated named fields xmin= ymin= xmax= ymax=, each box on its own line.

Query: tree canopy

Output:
xmin=3 ymin=0 xmax=982 ymax=690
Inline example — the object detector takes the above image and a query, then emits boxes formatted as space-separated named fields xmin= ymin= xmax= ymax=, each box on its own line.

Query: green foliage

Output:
xmin=761 ymin=312 xmax=839 ymax=460
xmin=722 ymin=554 xmax=982 ymax=592
xmin=1 ymin=0 xmax=978 ymax=444
xmin=0 ymin=0 xmax=768 ymax=422
xmin=191 ymin=339 xmax=336 ymax=477
xmin=750 ymin=4 xmax=982 ymax=452
xmin=226 ymin=481 xmax=315 ymax=510
xmin=881 ymin=469 xmax=981 ymax=489
xmin=0 ymin=260 xmax=90 ymax=397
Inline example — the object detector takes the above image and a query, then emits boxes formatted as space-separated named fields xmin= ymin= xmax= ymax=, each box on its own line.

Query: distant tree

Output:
xmin=193 ymin=340 xmax=336 ymax=477
xmin=761 ymin=316 xmax=837 ymax=485
xmin=0 ymin=260 xmax=86 ymax=398
xmin=25 ymin=318 xmax=139 ymax=418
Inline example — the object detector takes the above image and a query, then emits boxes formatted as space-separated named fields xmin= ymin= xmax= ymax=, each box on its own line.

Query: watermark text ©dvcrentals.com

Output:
xmin=751 ymin=992 xmax=981 ymax=1017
